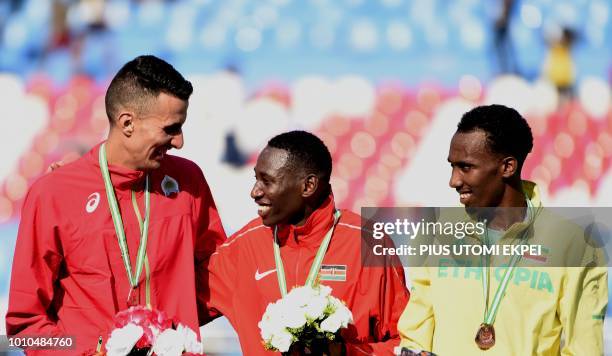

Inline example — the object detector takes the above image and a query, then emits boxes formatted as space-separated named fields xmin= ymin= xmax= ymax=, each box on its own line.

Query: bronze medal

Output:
xmin=475 ymin=323 xmax=495 ymax=350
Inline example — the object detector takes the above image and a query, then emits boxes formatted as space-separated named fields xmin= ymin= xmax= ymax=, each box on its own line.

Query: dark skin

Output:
xmin=251 ymin=147 xmax=342 ymax=354
xmin=251 ymin=146 xmax=329 ymax=228
xmin=447 ymin=129 xmax=527 ymax=230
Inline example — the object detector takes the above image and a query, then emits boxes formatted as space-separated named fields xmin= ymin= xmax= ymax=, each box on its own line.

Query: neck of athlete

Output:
xmin=488 ymin=179 xmax=527 ymax=231
xmin=105 ymin=130 xmax=142 ymax=172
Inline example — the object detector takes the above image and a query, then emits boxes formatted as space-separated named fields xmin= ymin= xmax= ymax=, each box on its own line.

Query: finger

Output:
xmin=47 ymin=161 xmax=64 ymax=172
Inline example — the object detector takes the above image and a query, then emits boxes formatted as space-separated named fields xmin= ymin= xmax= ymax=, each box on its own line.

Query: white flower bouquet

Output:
xmin=83 ymin=306 xmax=205 ymax=356
xmin=258 ymin=284 xmax=353 ymax=354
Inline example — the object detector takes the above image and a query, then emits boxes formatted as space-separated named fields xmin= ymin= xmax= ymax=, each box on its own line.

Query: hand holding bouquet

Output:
xmin=258 ymin=284 xmax=353 ymax=354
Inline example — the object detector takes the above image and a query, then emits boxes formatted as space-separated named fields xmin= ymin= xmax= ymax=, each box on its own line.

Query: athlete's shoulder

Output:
xmin=27 ymin=153 xmax=93 ymax=197
xmin=162 ymin=154 xmax=202 ymax=173
xmin=159 ymin=154 xmax=209 ymax=188
xmin=534 ymin=207 xmax=585 ymax=242
xmin=336 ymin=209 xmax=362 ymax=234
xmin=232 ymin=217 xmax=270 ymax=239
xmin=221 ymin=217 xmax=270 ymax=249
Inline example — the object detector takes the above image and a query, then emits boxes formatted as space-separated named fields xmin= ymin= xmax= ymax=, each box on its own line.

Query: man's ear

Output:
xmin=501 ymin=156 xmax=518 ymax=178
xmin=117 ymin=112 xmax=135 ymax=137
xmin=302 ymin=174 xmax=319 ymax=198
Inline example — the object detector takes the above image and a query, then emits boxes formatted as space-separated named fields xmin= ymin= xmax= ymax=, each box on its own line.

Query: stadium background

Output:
xmin=0 ymin=0 xmax=610 ymax=354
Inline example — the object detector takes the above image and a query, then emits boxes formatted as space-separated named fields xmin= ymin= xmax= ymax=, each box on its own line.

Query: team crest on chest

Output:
xmin=161 ymin=175 xmax=179 ymax=197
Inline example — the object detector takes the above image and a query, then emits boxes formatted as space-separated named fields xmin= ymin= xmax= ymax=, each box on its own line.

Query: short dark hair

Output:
xmin=457 ymin=104 xmax=533 ymax=167
xmin=267 ymin=131 xmax=332 ymax=183
xmin=105 ymin=55 xmax=193 ymax=123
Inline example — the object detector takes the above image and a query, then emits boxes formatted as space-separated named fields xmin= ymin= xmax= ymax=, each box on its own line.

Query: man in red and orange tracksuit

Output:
xmin=6 ymin=55 xmax=226 ymax=354
xmin=201 ymin=131 xmax=409 ymax=355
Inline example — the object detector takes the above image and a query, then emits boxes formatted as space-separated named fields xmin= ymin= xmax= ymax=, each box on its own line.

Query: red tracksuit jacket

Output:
xmin=6 ymin=143 xmax=226 ymax=355
xmin=201 ymin=196 xmax=409 ymax=355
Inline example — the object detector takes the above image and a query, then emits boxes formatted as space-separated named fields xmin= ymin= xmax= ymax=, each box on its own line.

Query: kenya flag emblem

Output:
xmin=319 ymin=264 xmax=347 ymax=282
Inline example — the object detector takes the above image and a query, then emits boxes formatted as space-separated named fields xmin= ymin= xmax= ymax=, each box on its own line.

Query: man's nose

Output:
xmin=449 ymin=168 xmax=462 ymax=189
xmin=171 ymin=133 xmax=184 ymax=149
xmin=251 ymin=182 xmax=263 ymax=200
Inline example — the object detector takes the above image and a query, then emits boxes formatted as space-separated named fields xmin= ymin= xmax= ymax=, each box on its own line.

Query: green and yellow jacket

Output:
xmin=398 ymin=181 xmax=608 ymax=355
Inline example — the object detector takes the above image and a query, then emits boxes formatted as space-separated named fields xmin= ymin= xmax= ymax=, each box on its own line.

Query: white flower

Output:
xmin=303 ymin=294 xmax=327 ymax=320
xmin=270 ymin=328 xmax=293 ymax=352
xmin=259 ymin=285 xmax=352 ymax=352
xmin=176 ymin=323 xmax=204 ymax=354
xmin=278 ymin=299 xmax=307 ymax=329
xmin=321 ymin=297 xmax=353 ymax=332
xmin=285 ymin=286 xmax=317 ymax=307
xmin=105 ymin=323 xmax=144 ymax=356
xmin=150 ymin=325 xmax=162 ymax=339
xmin=152 ymin=329 xmax=184 ymax=356
xmin=338 ymin=306 xmax=353 ymax=325
xmin=263 ymin=300 xmax=283 ymax=318
xmin=259 ymin=300 xmax=290 ymax=342
xmin=318 ymin=284 xmax=332 ymax=297
xmin=337 ymin=303 xmax=353 ymax=326
xmin=321 ymin=312 xmax=343 ymax=333
xmin=258 ymin=321 xmax=274 ymax=341
xmin=259 ymin=309 xmax=284 ymax=340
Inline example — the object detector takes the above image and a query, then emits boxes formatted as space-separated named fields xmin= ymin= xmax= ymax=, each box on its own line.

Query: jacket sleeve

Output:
xmin=345 ymin=248 xmax=410 ymax=355
xmin=193 ymin=168 xmax=227 ymax=263
xmin=558 ymin=237 xmax=608 ymax=356
xmin=197 ymin=239 xmax=237 ymax=325
xmin=397 ymin=267 xmax=435 ymax=353
xmin=192 ymin=168 xmax=228 ymax=325
xmin=5 ymin=185 xmax=65 ymax=337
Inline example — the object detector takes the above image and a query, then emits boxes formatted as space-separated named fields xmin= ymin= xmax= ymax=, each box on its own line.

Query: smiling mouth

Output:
xmin=257 ymin=204 xmax=271 ymax=217
xmin=459 ymin=192 xmax=472 ymax=203
xmin=153 ymin=148 xmax=167 ymax=160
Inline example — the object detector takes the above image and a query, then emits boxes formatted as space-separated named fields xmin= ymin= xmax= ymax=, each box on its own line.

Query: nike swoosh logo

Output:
xmin=255 ymin=268 xmax=276 ymax=281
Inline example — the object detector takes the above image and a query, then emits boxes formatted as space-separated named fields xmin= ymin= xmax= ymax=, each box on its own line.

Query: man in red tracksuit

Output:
xmin=201 ymin=131 xmax=409 ymax=355
xmin=6 ymin=55 xmax=226 ymax=354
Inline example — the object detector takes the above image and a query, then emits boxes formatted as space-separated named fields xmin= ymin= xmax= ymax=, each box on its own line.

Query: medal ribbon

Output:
xmin=131 ymin=191 xmax=152 ymax=307
xmin=480 ymin=199 xmax=533 ymax=325
xmin=273 ymin=210 xmax=341 ymax=297
xmin=99 ymin=143 xmax=151 ymax=290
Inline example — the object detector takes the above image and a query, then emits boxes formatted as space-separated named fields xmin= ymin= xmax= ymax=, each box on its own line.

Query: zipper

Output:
xmin=294 ymin=230 xmax=301 ymax=288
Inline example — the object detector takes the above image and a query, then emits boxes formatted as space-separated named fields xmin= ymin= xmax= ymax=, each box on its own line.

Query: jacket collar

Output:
xmin=276 ymin=194 xmax=336 ymax=248
xmin=522 ymin=180 xmax=542 ymax=211
xmin=465 ymin=180 xmax=543 ymax=242
xmin=86 ymin=142 xmax=147 ymax=191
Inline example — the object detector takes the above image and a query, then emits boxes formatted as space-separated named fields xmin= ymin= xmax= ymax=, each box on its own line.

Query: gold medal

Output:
xmin=475 ymin=323 xmax=495 ymax=350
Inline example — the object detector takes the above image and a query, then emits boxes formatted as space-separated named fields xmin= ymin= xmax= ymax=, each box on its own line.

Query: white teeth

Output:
xmin=258 ymin=206 xmax=271 ymax=214
xmin=460 ymin=193 xmax=470 ymax=199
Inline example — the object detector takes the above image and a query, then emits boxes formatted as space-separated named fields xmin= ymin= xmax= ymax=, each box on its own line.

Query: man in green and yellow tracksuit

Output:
xmin=398 ymin=105 xmax=608 ymax=355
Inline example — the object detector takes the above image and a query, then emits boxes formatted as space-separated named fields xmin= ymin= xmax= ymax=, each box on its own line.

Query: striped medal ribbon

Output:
xmin=273 ymin=210 xmax=341 ymax=297
xmin=99 ymin=143 xmax=151 ymax=307
xmin=476 ymin=200 xmax=533 ymax=350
